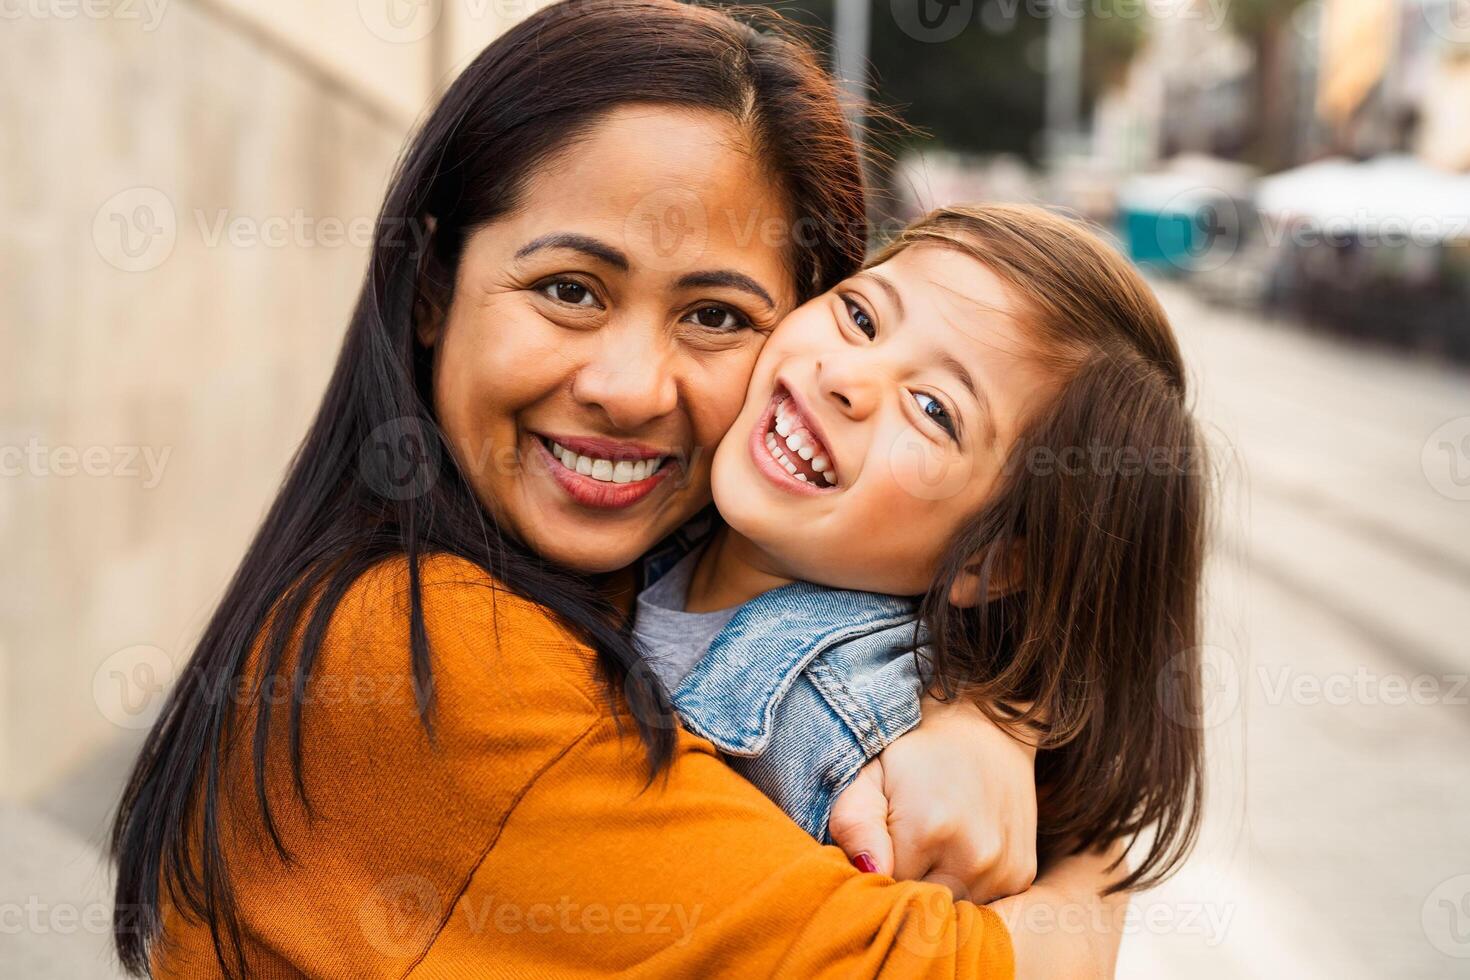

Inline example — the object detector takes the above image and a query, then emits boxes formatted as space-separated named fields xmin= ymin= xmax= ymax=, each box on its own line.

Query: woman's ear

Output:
xmin=413 ymin=215 xmax=446 ymax=348
xmin=947 ymin=542 xmax=1024 ymax=608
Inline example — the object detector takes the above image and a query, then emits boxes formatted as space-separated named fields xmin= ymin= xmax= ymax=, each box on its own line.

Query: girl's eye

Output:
xmin=844 ymin=297 xmax=876 ymax=339
xmin=540 ymin=280 xmax=597 ymax=307
xmin=913 ymin=391 xmax=957 ymax=438
xmin=684 ymin=305 xmax=750 ymax=332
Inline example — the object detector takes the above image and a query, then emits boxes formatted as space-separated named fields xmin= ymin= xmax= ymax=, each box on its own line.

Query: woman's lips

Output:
xmin=533 ymin=434 xmax=675 ymax=510
xmin=747 ymin=385 xmax=839 ymax=497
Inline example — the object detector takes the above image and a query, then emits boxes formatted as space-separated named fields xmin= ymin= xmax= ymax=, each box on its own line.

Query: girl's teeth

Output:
xmin=763 ymin=394 xmax=839 ymax=487
xmin=612 ymin=460 xmax=634 ymax=484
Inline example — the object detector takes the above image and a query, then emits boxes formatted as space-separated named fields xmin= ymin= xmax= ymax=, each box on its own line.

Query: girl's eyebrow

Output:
xmin=939 ymin=349 xmax=996 ymax=447
xmin=860 ymin=271 xmax=906 ymax=318
xmin=939 ymin=351 xmax=978 ymax=403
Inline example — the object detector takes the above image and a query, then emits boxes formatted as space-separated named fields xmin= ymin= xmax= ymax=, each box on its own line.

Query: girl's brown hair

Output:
xmin=875 ymin=204 xmax=1207 ymax=893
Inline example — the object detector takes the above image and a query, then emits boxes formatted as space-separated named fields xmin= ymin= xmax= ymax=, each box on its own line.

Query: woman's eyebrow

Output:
xmin=674 ymin=270 xmax=775 ymax=309
xmin=514 ymin=232 xmax=629 ymax=270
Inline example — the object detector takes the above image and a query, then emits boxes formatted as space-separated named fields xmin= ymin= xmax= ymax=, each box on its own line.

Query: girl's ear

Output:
xmin=947 ymin=542 xmax=1024 ymax=608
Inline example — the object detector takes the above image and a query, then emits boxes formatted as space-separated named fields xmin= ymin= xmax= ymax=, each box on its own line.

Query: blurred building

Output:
xmin=0 ymin=0 xmax=531 ymax=822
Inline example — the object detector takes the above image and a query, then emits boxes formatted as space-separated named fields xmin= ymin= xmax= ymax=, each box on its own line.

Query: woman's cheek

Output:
xmin=692 ymin=347 xmax=764 ymax=458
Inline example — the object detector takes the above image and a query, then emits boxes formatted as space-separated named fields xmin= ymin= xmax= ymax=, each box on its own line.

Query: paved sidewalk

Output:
xmin=1117 ymin=283 xmax=1470 ymax=979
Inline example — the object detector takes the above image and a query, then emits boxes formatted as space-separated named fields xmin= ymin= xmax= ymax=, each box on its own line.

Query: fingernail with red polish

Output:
xmin=852 ymin=852 xmax=877 ymax=874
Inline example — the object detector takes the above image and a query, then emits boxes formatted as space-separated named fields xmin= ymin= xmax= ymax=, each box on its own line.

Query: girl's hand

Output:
xmin=989 ymin=842 xmax=1129 ymax=980
xmin=828 ymin=694 xmax=1039 ymax=903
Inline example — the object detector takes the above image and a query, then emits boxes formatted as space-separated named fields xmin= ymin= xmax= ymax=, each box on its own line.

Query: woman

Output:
xmin=111 ymin=1 xmax=1126 ymax=976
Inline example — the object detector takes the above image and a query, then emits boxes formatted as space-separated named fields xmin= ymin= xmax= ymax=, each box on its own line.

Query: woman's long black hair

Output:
xmin=110 ymin=2 xmax=868 ymax=974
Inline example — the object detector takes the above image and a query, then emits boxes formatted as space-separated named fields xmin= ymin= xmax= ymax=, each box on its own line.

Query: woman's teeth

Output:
xmin=766 ymin=395 xmax=836 ymax=486
xmin=548 ymin=441 xmax=665 ymax=483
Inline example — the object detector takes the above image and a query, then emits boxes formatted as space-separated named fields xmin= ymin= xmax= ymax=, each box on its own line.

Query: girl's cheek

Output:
xmin=882 ymin=431 xmax=976 ymax=505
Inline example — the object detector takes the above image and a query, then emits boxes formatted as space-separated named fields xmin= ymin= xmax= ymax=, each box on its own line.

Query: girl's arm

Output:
xmin=830 ymin=695 xmax=1041 ymax=903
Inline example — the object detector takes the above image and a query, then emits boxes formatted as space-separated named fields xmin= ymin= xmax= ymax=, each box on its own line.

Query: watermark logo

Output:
xmin=1157 ymin=644 xmax=1241 ymax=730
xmin=359 ymin=417 xmax=441 ymax=501
xmin=1153 ymin=189 xmax=1242 ymax=274
xmin=359 ymin=875 xmax=442 ymax=958
xmin=357 ymin=0 xmax=439 ymax=43
xmin=892 ymin=0 xmax=975 ymax=41
xmin=92 ymin=186 xmax=176 ymax=272
xmin=623 ymin=187 xmax=708 ymax=273
xmin=93 ymin=644 xmax=173 ymax=730
xmin=1421 ymin=0 xmax=1470 ymax=43
xmin=1423 ymin=874 xmax=1470 ymax=958
xmin=1422 ymin=416 xmax=1470 ymax=502
xmin=887 ymin=432 xmax=976 ymax=502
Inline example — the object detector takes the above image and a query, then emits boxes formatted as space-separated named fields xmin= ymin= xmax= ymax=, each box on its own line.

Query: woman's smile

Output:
xmin=533 ymin=431 xmax=679 ymax=509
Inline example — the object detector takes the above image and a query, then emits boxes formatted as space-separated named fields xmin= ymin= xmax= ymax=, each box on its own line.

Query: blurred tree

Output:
xmin=1083 ymin=0 xmax=1146 ymax=102
xmin=754 ymin=0 xmax=1049 ymax=159
xmin=1227 ymin=0 xmax=1309 ymax=170
xmin=734 ymin=1 xmax=1144 ymax=160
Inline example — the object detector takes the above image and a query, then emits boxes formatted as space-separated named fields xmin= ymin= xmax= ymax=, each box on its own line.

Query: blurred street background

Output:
xmin=3 ymin=0 xmax=1468 ymax=976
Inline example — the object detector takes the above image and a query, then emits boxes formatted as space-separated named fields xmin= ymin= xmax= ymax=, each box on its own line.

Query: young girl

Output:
xmin=629 ymin=204 xmax=1207 ymax=896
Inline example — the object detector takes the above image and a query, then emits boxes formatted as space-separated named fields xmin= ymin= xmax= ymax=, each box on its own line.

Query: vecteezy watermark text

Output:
xmin=1 ymin=438 xmax=171 ymax=488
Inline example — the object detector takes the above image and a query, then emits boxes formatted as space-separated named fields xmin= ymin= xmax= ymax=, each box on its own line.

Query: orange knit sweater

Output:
xmin=152 ymin=555 xmax=1014 ymax=978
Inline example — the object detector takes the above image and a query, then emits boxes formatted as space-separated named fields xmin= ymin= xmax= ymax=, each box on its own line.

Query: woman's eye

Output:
xmin=913 ymin=392 xmax=957 ymax=437
xmin=685 ymin=305 xmax=749 ymax=331
xmin=541 ymin=280 xmax=597 ymax=307
xmin=844 ymin=298 xmax=876 ymax=339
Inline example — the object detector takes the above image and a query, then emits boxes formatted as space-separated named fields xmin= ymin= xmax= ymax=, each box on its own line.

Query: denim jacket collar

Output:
xmin=672 ymin=582 xmax=919 ymax=755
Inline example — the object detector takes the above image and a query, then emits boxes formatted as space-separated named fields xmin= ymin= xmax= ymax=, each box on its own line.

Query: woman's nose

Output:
xmin=571 ymin=328 xmax=679 ymax=431
xmin=817 ymin=354 xmax=880 ymax=420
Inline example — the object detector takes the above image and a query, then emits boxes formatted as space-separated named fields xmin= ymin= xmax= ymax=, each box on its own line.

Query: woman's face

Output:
xmin=423 ymin=106 xmax=797 ymax=574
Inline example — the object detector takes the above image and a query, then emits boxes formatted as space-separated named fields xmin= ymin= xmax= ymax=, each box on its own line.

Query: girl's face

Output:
xmin=423 ymin=106 xmax=796 ymax=574
xmin=711 ymin=244 xmax=1061 ymax=596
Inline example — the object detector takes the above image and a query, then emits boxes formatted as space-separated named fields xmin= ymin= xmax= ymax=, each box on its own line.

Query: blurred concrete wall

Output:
xmin=0 ymin=0 xmax=524 ymax=813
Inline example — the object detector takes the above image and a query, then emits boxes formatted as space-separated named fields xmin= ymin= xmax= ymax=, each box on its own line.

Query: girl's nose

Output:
xmin=570 ymin=328 xmax=679 ymax=431
xmin=817 ymin=353 xmax=880 ymax=420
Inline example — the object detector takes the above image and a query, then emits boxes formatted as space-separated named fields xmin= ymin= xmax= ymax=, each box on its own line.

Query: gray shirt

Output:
xmin=633 ymin=546 xmax=739 ymax=692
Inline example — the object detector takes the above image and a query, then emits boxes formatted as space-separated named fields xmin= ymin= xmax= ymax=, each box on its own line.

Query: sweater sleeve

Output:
xmin=153 ymin=555 xmax=1013 ymax=979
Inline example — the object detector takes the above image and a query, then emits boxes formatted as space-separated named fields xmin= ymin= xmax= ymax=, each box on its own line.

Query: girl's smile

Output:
xmin=749 ymin=383 xmax=841 ymax=496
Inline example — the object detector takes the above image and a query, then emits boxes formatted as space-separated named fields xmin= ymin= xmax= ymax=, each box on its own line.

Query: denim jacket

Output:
xmin=641 ymin=515 xmax=928 ymax=841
